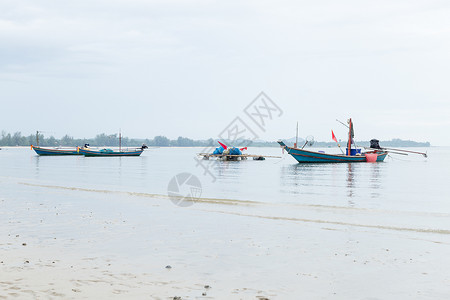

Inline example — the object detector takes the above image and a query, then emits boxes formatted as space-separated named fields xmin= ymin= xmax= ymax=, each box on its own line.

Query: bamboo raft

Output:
xmin=198 ymin=153 xmax=281 ymax=161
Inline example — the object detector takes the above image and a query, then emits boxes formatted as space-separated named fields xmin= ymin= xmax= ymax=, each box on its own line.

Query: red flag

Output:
xmin=331 ymin=130 xmax=338 ymax=143
xmin=240 ymin=147 xmax=247 ymax=151
xmin=218 ymin=141 xmax=227 ymax=149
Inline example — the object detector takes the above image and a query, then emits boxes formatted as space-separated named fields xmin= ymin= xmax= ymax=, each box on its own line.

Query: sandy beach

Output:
xmin=2 ymin=177 xmax=450 ymax=299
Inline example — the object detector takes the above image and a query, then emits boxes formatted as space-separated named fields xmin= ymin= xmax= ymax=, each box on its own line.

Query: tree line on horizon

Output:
xmin=0 ymin=131 xmax=216 ymax=147
xmin=0 ymin=131 xmax=430 ymax=147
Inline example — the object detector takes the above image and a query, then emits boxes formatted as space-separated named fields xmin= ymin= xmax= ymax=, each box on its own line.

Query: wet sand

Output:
xmin=2 ymin=178 xmax=450 ymax=299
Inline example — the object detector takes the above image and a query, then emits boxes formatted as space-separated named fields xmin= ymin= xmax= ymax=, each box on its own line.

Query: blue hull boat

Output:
xmin=78 ymin=133 xmax=147 ymax=157
xmin=278 ymin=118 xmax=388 ymax=163
xmin=78 ymin=147 xmax=144 ymax=157
xmin=278 ymin=141 xmax=387 ymax=163
xmin=31 ymin=145 xmax=81 ymax=156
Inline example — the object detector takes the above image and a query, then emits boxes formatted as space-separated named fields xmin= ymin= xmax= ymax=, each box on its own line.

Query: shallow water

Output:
xmin=1 ymin=146 xmax=450 ymax=298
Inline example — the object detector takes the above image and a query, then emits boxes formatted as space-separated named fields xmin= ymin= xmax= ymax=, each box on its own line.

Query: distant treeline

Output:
xmin=310 ymin=139 xmax=430 ymax=148
xmin=0 ymin=131 xmax=430 ymax=147
xmin=0 ymin=132 xmax=214 ymax=147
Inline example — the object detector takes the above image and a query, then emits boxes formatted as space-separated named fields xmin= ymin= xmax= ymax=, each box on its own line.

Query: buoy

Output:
xmin=365 ymin=153 xmax=377 ymax=162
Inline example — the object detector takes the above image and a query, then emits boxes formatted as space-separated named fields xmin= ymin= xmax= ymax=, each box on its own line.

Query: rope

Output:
xmin=274 ymin=149 xmax=287 ymax=164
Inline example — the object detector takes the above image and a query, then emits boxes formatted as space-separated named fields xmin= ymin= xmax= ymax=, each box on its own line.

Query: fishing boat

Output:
xmin=31 ymin=145 xmax=82 ymax=156
xmin=278 ymin=118 xmax=388 ymax=163
xmin=278 ymin=141 xmax=388 ymax=163
xmin=31 ymin=131 xmax=81 ymax=156
xmin=78 ymin=145 xmax=147 ymax=157
xmin=78 ymin=132 xmax=148 ymax=157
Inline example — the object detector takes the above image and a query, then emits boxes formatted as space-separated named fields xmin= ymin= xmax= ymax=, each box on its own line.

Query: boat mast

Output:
xmin=36 ymin=131 xmax=39 ymax=146
xmin=119 ymin=129 xmax=122 ymax=151
xmin=295 ymin=121 xmax=298 ymax=148
xmin=347 ymin=119 xmax=352 ymax=156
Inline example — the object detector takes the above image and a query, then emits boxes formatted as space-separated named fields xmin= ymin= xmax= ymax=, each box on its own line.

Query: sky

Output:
xmin=1 ymin=0 xmax=450 ymax=145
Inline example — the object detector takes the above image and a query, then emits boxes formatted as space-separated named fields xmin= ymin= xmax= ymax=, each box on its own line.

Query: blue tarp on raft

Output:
xmin=229 ymin=147 xmax=242 ymax=155
xmin=213 ymin=146 xmax=224 ymax=155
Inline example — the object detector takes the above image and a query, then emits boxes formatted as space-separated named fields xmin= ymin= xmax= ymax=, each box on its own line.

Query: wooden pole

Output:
xmin=332 ymin=130 xmax=344 ymax=154
xmin=381 ymin=147 xmax=427 ymax=157
xmin=335 ymin=140 xmax=344 ymax=155
xmin=347 ymin=119 xmax=352 ymax=156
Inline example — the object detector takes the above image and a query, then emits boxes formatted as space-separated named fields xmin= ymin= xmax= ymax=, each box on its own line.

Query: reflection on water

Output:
xmin=31 ymin=153 xmax=149 ymax=190
xmin=280 ymin=161 xmax=386 ymax=207
xmin=33 ymin=155 xmax=40 ymax=177
xmin=369 ymin=163 xmax=381 ymax=198
xmin=347 ymin=163 xmax=354 ymax=201
xmin=279 ymin=163 xmax=320 ymax=195
xmin=212 ymin=160 xmax=244 ymax=180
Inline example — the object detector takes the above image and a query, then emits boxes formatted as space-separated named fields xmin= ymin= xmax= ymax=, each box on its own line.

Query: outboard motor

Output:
xmin=141 ymin=144 xmax=148 ymax=150
xmin=370 ymin=139 xmax=381 ymax=149
xmin=84 ymin=143 xmax=90 ymax=148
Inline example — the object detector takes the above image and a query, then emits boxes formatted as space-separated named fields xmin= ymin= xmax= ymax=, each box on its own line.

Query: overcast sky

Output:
xmin=1 ymin=0 xmax=449 ymax=145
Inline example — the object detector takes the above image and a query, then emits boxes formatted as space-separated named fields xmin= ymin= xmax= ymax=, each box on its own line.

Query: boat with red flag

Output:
xmin=278 ymin=118 xmax=389 ymax=163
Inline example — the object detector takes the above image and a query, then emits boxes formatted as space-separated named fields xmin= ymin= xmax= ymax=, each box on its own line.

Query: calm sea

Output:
xmin=1 ymin=146 xmax=447 ymax=211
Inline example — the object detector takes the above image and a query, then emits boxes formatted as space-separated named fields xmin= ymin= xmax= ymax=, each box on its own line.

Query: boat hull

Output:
xmin=79 ymin=148 xmax=143 ymax=157
xmin=278 ymin=141 xmax=387 ymax=163
xmin=32 ymin=146 xmax=81 ymax=156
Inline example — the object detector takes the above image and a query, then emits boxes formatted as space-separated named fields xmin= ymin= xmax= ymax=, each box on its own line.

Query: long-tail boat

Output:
xmin=78 ymin=132 xmax=148 ymax=156
xmin=31 ymin=131 xmax=82 ymax=155
xmin=78 ymin=145 xmax=147 ymax=157
xmin=278 ymin=118 xmax=388 ymax=163
xmin=31 ymin=145 xmax=82 ymax=156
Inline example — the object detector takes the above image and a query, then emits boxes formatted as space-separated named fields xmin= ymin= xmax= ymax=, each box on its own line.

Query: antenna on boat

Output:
xmin=34 ymin=130 xmax=55 ymax=147
xmin=295 ymin=121 xmax=298 ymax=148
xmin=336 ymin=119 xmax=349 ymax=128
